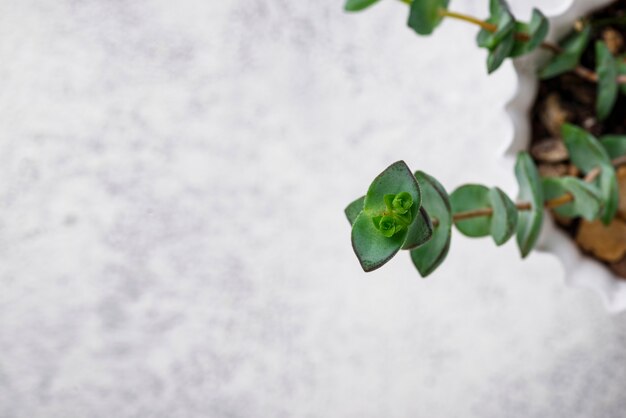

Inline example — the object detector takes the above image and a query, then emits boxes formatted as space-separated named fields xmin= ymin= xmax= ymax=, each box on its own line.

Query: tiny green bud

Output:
xmin=377 ymin=216 xmax=397 ymax=238
xmin=384 ymin=194 xmax=396 ymax=211
xmin=392 ymin=192 xmax=413 ymax=214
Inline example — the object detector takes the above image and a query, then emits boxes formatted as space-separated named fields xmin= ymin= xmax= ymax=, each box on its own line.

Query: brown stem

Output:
xmin=436 ymin=9 xmax=626 ymax=85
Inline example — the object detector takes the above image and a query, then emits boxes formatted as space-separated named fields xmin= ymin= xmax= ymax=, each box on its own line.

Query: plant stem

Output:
xmin=433 ymin=8 xmax=626 ymax=85
xmin=440 ymin=155 xmax=626 ymax=226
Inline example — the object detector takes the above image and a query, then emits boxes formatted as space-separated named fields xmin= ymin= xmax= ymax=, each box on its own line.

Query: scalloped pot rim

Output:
xmin=503 ymin=0 xmax=626 ymax=313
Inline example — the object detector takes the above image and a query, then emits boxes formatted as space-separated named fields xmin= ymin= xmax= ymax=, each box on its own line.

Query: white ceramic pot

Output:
xmin=504 ymin=0 xmax=626 ymax=312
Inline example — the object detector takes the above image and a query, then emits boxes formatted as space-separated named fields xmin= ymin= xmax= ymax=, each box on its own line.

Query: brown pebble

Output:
xmin=583 ymin=117 xmax=597 ymax=130
xmin=531 ymin=139 xmax=569 ymax=163
xmin=540 ymin=94 xmax=569 ymax=137
xmin=576 ymin=219 xmax=626 ymax=262
xmin=539 ymin=163 xmax=568 ymax=178
xmin=567 ymin=165 xmax=580 ymax=177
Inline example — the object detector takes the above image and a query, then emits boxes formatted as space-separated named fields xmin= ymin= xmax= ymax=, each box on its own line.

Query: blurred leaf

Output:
xmin=345 ymin=196 xmax=365 ymax=225
xmin=403 ymin=207 xmax=433 ymax=250
xmin=510 ymin=9 xmax=549 ymax=57
xmin=515 ymin=152 xmax=544 ymax=257
xmin=601 ymin=135 xmax=626 ymax=159
xmin=476 ymin=0 xmax=514 ymax=47
xmin=542 ymin=176 xmax=603 ymax=220
xmin=344 ymin=0 xmax=381 ymax=12
xmin=539 ymin=26 xmax=591 ymax=79
xmin=596 ymin=41 xmax=618 ymax=120
xmin=408 ymin=0 xmax=450 ymax=35
xmin=487 ymin=31 xmax=515 ymax=73
xmin=450 ymin=184 xmax=492 ymax=237
xmin=410 ymin=171 xmax=452 ymax=277
xmin=489 ymin=187 xmax=518 ymax=245
xmin=562 ymin=123 xmax=618 ymax=224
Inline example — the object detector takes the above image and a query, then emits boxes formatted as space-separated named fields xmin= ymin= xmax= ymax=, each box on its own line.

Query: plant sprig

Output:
xmin=345 ymin=0 xmax=626 ymax=120
xmin=346 ymin=124 xmax=626 ymax=276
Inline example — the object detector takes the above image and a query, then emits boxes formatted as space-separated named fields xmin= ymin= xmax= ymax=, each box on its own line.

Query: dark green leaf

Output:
xmin=476 ymin=0 xmax=515 ymax=50
xmin=596 ymin=41 xmax=618 ymax=120
xmin=408 ymin=0 xmax=450 ymax=35
xmin=515 ymin=152 xmax=544 ymax=257
xmin=487 ymin=30 xmax=515 ymax=73
xmin=345 ymin=196 xmax=365 ymax=225
xmin=403 ymin=207 xmax=433 ymax=250
xmin=510 ymin=9 xmax=549 ymax=57
xmin=450 ymin=184 xmax=492 ymax=237
xmin=542 ymin=176 xmax=603 ymax=220
xmin=489 ymin=187 xmax=518 ymax=245
xmin=344 ymin=0 xmax=381 ymax=12
xmin=601 ymin=135 xmax=626 ymax=159
xmin=562 ymin=123 xmax=618 ymax=224
xmin=352 ymin=211 xmax=408 ymax=272
xmin=539 ymin=26 xmax=591 ymax=79
xmin=410 ymin=171 xmax=452 ymax=277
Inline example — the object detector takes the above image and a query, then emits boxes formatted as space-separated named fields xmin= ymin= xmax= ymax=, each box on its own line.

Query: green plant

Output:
xmin=346 ymin=125 xmax=626 ymax=275
xmin=344 ymin=0 xmax=626 ymax=276
xmin=345 ymin=0 xmax=626 ymax=120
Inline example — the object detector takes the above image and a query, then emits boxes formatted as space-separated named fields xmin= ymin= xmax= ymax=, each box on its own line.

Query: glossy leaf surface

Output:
xmin=345 ymin=196 xmax=365 ymax=226
xmin=450 ymin=184 xmax=492 ymax=237
xmin=408 ymin=0 xmax=450 ymax=35
xmin=344 ymin=0 xmax=381 ymax=12
xmin=562 ymin=124 xmax=618 ymax=224
xmin=410 ymin=171 xmax=452 ymax=277
xmin=515 ymin=152 xmax=544 ymax=257
xmin=596 ymin=41 xmax=618 ymax=120
xmin=403 ymin=207 xmax=434 ymax=250
xmin=489 ymin=187 xmax=518 ymax=245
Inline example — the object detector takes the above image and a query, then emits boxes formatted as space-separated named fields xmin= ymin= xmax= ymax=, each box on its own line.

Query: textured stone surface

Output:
xmin=1 ymin=0 xmax=626 ymax=417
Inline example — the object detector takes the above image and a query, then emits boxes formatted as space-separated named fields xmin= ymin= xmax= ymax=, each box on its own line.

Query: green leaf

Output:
xmin=363 ymin=161 xmax=421 ymax=215
xmin=450 ymin=184 xmax=492 ymax=237
xmin=542 ymin=176 xmax=603 ymax=221
xmin=489 ymin=187 xmax=518 ymax=245
xmin=515 ymin=152 xmax=544 ymax=258
xmin=601 ymin=134 xmax=626 ymax=158
xmin=510 ymin=9 xmax=549 ymax=57
xmin=539 ymin=26 xmax=591 ymax=79
xmin=474 ymin=0 xmax=516 ymax=73
xmin=407 ymin=0 xmax=450 ymax=35
xmin=596 ymin=41 xmax=618 ymax=120
xmin=562 ymin=123 xmax=618 ymax=224
xmin=403 ymin=207 xmax=433 ymax=250
xmin=487 ymin=30 xmax=515 ymax=73
xmin=344 ymin=0 xmax=381 ymax=12
xmin=476 ymin=0 xmax=514 ymax=48
xmin=351 ymin=161 xmax=421 ymax=272
xmin=410 ymin=171 xmax=452 ymax=277
xmin=352 ymin=211 xmax=408 ymax=272
xmin=345 ymin=196 xmax=365 ymax=225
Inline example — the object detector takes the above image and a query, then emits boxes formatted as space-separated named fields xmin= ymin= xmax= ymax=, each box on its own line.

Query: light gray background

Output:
xmin=1 ymin=0 xmax=625 ymax=417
